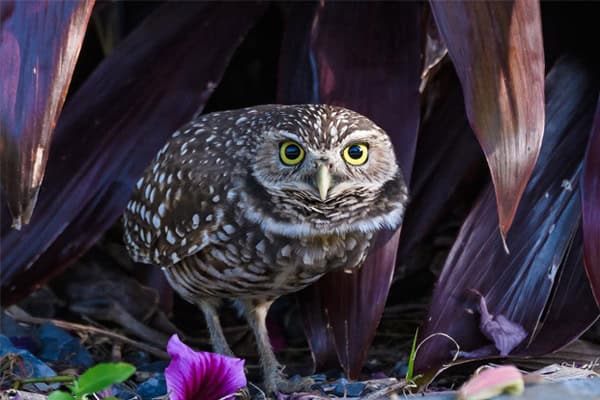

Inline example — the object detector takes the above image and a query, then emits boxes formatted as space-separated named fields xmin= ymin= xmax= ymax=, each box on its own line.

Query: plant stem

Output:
xmin=14 ymin=375 xmax=76 ymax=390
xmin=22 ymin=376 xmax=76 ymax=384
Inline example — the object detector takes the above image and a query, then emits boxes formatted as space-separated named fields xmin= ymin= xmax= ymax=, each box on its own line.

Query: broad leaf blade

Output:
xmin=398 ymin=63 xmax=487 ymax=259
xmin=321 ymin=229 xmax=403 ymax=378
xmin=430 ymin=0 xmax=545 ymax=241
xmin=582 ymin=96 xmax=600 ymax=306
xmin=0 ymin=2 xmax=266 ymax=304
xmin=0 ymin=0 xmax=94 ymax=229
xmin=524 ymin=229 xmax=600 ymax=355
xmin=48 ymin=391 xmax=74 ymax=400
xmin=415 ymin=57 xmax=599 ymax=376
xmin=297 ymin=282 xmax=338 ymax=372
xmin=76 ymin=363 xmax=135 ymax=396
xmin=281 ymin=1 xmax=420 ymax=377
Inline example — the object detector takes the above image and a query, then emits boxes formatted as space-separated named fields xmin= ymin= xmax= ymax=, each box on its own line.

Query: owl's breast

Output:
xmin=163 ymin=218 xmax=373 ymax=300
xmin=251 ymin=229 xmax=374 ymax=296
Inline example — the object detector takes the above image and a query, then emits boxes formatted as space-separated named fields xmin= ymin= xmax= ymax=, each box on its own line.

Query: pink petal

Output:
xmin=165 ymin=334 xmax=246 ymax=400
xmin=458 ymin=365 xmax=524 ymax=400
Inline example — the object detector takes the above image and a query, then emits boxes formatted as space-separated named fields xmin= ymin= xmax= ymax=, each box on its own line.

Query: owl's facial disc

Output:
xmin=254 ymin=130 xmax=386 ymax=202
xmin=247 ymin=125 xmax=406 ymax=237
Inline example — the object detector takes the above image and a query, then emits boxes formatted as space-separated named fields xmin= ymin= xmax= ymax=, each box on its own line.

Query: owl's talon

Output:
xmin=237 ymin=387 xmax=251 ymax=400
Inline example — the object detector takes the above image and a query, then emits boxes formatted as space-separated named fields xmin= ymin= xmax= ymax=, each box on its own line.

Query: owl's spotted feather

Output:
xmin=122 ymin=104 xmax=408 ymax=393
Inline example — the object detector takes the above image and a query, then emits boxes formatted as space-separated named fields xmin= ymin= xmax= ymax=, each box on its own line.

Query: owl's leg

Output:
xmin=197 ymin=299 xmax=234 ymax=357
xmin=239 ymin=299 xmax=313 ymax=394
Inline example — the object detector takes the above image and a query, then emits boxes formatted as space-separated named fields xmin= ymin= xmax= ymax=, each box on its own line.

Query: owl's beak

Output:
xmin=316 ymin=164 xmax=331 ymax=201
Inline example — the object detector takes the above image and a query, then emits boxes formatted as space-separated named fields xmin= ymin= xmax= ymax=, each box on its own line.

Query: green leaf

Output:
xmin=75 ymin=363 xmax=135 ymax=396
xmin=406 ymin=328 xmax=418 ymax=382
xmin=66 ymin=383 xmax=77 ymax=393
xmin=48 ymin=391 xmax=75 ymax=400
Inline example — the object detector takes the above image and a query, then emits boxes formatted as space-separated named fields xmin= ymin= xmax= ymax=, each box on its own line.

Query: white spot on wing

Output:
xmin=217 ymin=231 xmax=229 ymax=241
xmin=280 ymin=245 xmax=291 ymax=257
xmin=166 ymin=230 xmax=176 ymax=244
xmin=226 ymin=189 xmax=236 ymax=201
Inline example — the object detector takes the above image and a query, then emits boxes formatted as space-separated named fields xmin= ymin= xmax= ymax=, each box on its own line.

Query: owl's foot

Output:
xmin=237 ymin=387 xmax=251 ymax=400
xmin=264 ymin=372 xmax=315 ymax=395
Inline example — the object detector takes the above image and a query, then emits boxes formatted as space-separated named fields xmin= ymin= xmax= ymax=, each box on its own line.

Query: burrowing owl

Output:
xmin=123 ymin=104 xmax=408 ymax=393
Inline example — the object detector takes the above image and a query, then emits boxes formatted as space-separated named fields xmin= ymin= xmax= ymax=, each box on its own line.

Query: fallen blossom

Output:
xmin=165 ymin=334 xmax=246 ymax=400
xmin=457 ymin=365 xmax=525 ymax=400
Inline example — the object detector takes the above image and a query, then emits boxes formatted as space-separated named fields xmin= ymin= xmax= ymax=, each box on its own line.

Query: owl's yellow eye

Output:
xmin=343 ymin=143 xmax=369 ymax=166
xmin=279 ymin=141 xmax=305 ymax=165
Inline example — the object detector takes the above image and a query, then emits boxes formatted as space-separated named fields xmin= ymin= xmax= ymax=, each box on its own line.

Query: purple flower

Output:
xmin=165 ymin=334 xmax=247 ymax=400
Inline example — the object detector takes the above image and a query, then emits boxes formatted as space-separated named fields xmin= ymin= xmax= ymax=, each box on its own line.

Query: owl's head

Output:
xmin=241 ymin=105 xmax=408 ymax=238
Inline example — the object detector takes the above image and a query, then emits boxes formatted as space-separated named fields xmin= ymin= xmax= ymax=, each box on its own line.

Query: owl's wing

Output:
xmin=123 ymin=122 xmax=237 ymax=267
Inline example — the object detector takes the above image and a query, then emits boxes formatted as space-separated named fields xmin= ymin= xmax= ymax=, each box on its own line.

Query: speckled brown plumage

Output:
xmin=122 ymin=104 xmax=408 ymax=393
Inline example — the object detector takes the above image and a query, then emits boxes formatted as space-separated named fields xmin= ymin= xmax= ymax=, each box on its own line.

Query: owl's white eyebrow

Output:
xmin=341 ymin=130 xmax=379 ymax=144
xmin=276 ymin=130 xmax=303 ymax=143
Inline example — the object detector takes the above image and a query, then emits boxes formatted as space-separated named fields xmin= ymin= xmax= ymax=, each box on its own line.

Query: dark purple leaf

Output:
xmin=276 ymin=2 xmax=319 ymax=106
xmin=419 ymin=5 xmax=447 ymax=91
xmin=398 ymin=64 xmax=487 ymax=260
xmin=279 ymin=1 xmax=421 ymax=377
xmin=279 ymin=1 xmax=420 ymax=178
xmin=442 ymin=231 xmax=600 ymax=368
xmin=430 ymin=0 xmax=545 ymax=241
xmin=582 ymin=95 xmax=600 ymax=305
xmin=322 ymin=228 xmax=402 ymax=379
xmin=165 ymin=334 xmax=246 ymax=400
xmin=415 ymin=57 xmax=600 ymax=376
xmin=523 ymin=229 xmax=599 ymax=355
xmin=0 ymin=1 xmax=266 ymax=304
xmin=297 ymin=283 xmax=338 ymax=372
xmin=0 ymin=0 xmax=94 ymax=228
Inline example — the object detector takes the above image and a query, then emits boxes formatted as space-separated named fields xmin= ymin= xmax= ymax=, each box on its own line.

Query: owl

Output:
xmin=122 ymin=104 xmax=408 ymax=393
